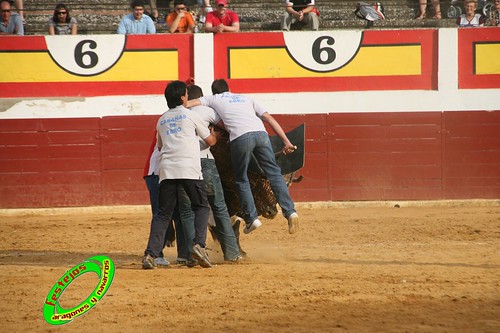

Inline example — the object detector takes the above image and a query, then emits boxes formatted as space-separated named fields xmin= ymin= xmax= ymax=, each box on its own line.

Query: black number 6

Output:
xmin=312 ymin=36 xmax=336 ymax=64
xmin=74 ymin=40 xmax=98 ymax=69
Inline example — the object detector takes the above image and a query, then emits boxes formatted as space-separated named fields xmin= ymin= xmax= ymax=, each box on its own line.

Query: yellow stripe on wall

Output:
xmin=0 ymin=51 xmax=178 ymax=82
xmin=475 ymin=43 xmax=500 ymax=75
xmin=230 ymin=45 xmax=422 ymax=78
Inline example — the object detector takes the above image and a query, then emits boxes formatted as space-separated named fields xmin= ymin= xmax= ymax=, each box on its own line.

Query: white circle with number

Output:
xmin=45 ymin=35 xmax=126 ymax=76
xmin=283 ymin=31 xmax=364 ymax=73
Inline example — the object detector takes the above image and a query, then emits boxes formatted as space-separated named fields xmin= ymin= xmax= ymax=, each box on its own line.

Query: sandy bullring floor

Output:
xmin=0 ymin=201 xmax=499 ymax=333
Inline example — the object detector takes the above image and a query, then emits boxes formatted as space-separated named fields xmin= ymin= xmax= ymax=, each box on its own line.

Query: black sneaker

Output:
xmin=176 ymin=258 xmax=199 ymax=267
xmin=142 ymin=254 xmax=157 ymax=269
xmin=191 ymin=244 xmax=212 ymax=268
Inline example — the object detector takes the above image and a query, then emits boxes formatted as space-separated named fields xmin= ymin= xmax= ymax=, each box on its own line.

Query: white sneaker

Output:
xmin=154 ymin=257 xmax=170 ymax=267
xmin=243 ymin=219 xmax=262 ymax=234
xmin=287 ymin=212 xmax=299 ymax=234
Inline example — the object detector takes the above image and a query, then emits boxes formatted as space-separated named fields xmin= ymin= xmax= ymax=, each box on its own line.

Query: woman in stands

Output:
xmin=456 ymin=0 xmax=486 ymax=27
xmin=48 ymin=3 xmax=77 ymax=35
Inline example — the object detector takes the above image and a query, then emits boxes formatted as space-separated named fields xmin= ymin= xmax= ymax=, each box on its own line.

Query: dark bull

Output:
xmin=209 ymin=124 xmax=305 ymax=256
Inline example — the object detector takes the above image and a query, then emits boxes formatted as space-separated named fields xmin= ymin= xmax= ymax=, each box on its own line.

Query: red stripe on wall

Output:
xmin=1 ymin=112 xmax=499 ymax=208
xmin=0 ymin=81 xmax=168 ymax=98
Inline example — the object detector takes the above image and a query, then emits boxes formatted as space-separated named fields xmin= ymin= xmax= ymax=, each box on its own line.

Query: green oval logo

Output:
xmin=43 ymin=255 xmax=115 ymax=325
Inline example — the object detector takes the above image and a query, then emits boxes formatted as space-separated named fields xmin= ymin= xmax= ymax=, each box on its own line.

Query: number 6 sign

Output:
xmin=45 ymin=35 xmax=126 ymax=76
xmin=283 ymin=31 xmax=364 ymax=72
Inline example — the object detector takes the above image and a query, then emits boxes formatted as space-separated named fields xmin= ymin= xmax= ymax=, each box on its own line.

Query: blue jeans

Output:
xmin=179 ymin=158 xmax=240 ymax=261
xmin=145 ymin=179 xmax=209 ymax=258
xmin=144 ymin=175 xmax=188 ymax=259
xmin=230 ymin=131 xmax=296 ymax=224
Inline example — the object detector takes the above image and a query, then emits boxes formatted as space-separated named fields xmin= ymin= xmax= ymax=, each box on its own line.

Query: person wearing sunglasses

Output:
xmin=0 ymin=0 xmax=23 ymax=35
xmin=117 ymin=0 xmax=156 ymax=34
xmin=48 ymin=3 xmax=77 ymax=35
xmin=166 ymin=0 xmax=195 ymax=33
xmin=205 ymin=0 xmax=239 ymax=33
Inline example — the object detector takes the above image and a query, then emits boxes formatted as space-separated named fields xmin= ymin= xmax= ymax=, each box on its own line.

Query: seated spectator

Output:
xmin=281 ymin=0 xmax=320 ymax=31
xmin=416 ymin=0 xmax=441 ymax=20
xmin=487 ymin=0 xmax=500 ymax=26
xmin=457 ymin=0 xmax=486 ymax=27
xmin=196 ymin=0 xmax=212 ymax=24
xmin=148 ymin=0 xmax=159 ymax=22
xmin=117 ymin=0 xmax=156 ymax=34
xmin=205 ymin=0 xmax=239 ymax=33
xmin=0 ymin=0 xmax=23 ymax=35
xmin=48 ymin=4 xmax=77 ymax=35
xmin=166 ymin=0 xmax=195 ymax=33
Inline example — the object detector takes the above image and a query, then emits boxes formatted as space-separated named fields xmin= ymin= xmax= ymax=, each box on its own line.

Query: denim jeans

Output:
xmin=144 ymin=175 xmax=187 ymax=259
xmin=179 ymin=158 xmax=240 ymax=261
xmin=145 ymin=179 xmax=210 ymax=258
xmin=229 ymin=131 xmax=296 ymax=224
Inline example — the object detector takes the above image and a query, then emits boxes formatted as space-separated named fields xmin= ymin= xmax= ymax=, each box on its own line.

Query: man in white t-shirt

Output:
xmin=142 ymin=80 xmax=217 ymax=269
xmin=176 ymin=84 xmax=243 ymax=263
xmin=187 ymin=79 xmax=299 ymax=235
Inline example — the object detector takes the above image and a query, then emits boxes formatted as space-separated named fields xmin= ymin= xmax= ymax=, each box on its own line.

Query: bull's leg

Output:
xmin=230 ymin=215 xmax=247 ymax=257
xmin=165 ymin=219 xmax=176 ymax=247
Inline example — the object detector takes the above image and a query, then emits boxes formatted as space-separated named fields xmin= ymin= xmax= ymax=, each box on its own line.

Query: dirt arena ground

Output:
xmin=0 ymin=201 xmax=499 ymax=333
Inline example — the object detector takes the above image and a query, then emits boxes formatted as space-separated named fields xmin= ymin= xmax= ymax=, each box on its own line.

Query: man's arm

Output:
xmin=261 ymin=112 xmax=296 ymax=155
xmin=146 ymin=17 xmax=156 ymax=33
xmin=186 ymin=99 xmax=201 ymax=108
xmin=222 ymin=22 xmax=239 ymax=32
xmin=203 ymin=127 xmax=217 ymax=146
xmin=117 ymin=17 xmax=127 ymax=34
xmin=167 ymin=13 xmax=182 ymax=33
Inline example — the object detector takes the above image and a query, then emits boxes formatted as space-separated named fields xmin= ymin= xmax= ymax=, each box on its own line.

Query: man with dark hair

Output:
xmin=142 ymin=80 xmax=218 ymax=269
xmin=117 ymin=0 xmax=156 ymax=34
xmin=176 ymin=84 xmax=243 ymax=263
xmin=187 ymin=79 xmax=300 ymax=235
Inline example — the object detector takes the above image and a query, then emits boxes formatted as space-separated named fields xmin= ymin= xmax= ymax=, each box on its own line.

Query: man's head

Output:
xmin=165 ymin=81 xmax=188 ymax=109
xmin=1 ymin=0 xmax=12 ymax=23
xmin=130 ymin=0 xmax=145 ymax=20
xmin=215 ymin=0 xmax=228 ymax=16
xmin=187 ymin=85 xmax=204 ymax=100
xmin=494 ymin=0 xmax=500 ymax=10
xmin=211 ymin=79 xmax=229 ymax=95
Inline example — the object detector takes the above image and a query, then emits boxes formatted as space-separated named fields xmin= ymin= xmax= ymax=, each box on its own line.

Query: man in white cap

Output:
xmin=204 ymin=0 xmax=240 ymax=33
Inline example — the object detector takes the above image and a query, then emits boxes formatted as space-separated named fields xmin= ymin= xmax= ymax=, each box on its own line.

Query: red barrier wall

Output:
xmin=1 ymin=111 xmax=499 ymax=208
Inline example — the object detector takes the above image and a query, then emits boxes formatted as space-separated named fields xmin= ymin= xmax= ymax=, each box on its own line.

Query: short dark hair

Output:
xmin=165 ymin=81 xmax=187 ymax=109
xmin=130 ymin=0 xmax=145 ymax=8
xmin=53 ymin=4 xmax=71 ymax=24
xmin=174 ymin=0 xmax=187 ymax=6
xmin=211 ymin=79 xmax=229 ymax=95
xmin=187 ymin=85 xmax=204 ymax=100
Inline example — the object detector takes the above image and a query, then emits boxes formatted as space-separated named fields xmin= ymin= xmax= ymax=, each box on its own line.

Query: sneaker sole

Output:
xmin=191 ymin=248 xmax=212 ymax=268
xmin=243 ymin=220 xmax=262 ymax=234
xmin=142 ymin=260 xmax=156 ymax=269
xmin=288 ymin=215 xmax=299 ymax=234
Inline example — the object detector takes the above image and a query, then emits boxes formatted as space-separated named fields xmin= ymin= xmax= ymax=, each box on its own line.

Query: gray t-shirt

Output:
xmin=49 ymin=17 xmax=77 ymax=35
xmin=200 ymin=92 xmax=267 ymax=141
xmin=156 ymin=105 xmax=211 ymax=181
xmin=190 ymin=105 xmax=218 ymax=159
